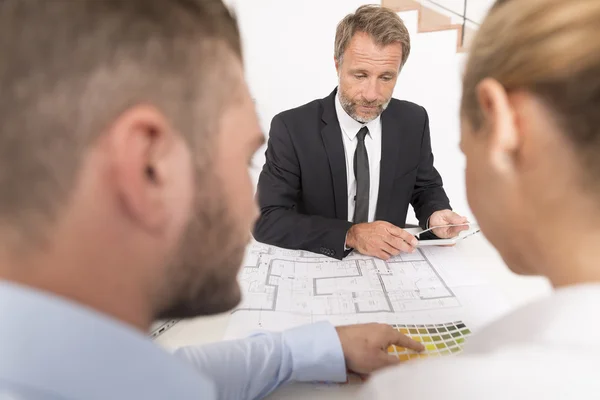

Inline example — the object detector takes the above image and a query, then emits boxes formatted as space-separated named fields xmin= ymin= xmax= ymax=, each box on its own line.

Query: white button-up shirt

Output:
xmin=335 ymin=93 xmax=382 ymax=223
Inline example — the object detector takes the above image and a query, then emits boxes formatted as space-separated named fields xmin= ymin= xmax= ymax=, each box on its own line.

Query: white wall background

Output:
xmin=226 ymin=0 xmax=476 ymax=221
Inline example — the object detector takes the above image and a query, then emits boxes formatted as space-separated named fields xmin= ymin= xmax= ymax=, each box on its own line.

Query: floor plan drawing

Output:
xmin=226 ymin=241 xmax=508 ymax=342
xmin=235 ymin=243 xmax=460 ymax=318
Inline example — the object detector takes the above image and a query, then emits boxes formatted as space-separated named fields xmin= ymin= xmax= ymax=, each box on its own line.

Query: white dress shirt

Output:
xmin=363 ymin=284 xmax=600 ymax=399
xmin=0 ymin=281 xmax=346 ymax=400
xmin=335 ymin=93 xmax=382 ymax=223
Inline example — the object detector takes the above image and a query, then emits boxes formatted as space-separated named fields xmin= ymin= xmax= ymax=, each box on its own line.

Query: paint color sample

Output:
xmin=387 ymin=321 xmax=472 ymax=361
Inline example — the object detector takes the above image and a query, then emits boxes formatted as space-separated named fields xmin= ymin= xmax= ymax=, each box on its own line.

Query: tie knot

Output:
xmin=357 ymin=126 xmax=369 ymax=141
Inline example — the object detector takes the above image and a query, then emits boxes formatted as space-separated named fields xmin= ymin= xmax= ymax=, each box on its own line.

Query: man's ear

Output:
xmin=476 ymin=78 xmax=520 ymax=174
xmin=334 ymin=57 xmax=340 ymax=75
xmin=107 ymin=105 xmax=185 ymax=233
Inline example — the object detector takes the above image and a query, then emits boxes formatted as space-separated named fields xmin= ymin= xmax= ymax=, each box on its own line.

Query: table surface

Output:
xmin=155 ymin=235 xmax=553 ymax=399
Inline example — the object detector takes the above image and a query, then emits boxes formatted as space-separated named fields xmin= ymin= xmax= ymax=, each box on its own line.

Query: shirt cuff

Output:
xmin=282 ymin=321 xmax=347 ymax=383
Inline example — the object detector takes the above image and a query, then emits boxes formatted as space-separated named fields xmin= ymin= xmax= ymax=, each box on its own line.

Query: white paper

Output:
xmin=226 ymin=242 xmax=507 ymax=340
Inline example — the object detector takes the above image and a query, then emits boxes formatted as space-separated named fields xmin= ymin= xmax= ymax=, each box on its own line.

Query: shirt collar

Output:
xmin=334 ymin=90 xmax=381 ymax=140
xmin=0 ymin=281 xmax=212 ymax=399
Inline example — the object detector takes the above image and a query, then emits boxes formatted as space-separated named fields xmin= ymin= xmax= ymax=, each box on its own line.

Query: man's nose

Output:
xmin=363 ymin=78 xmax=379 ymax=102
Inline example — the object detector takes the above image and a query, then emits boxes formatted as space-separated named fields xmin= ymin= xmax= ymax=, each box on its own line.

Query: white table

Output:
xmin=155 ymin=235 xmax=552 ymax=398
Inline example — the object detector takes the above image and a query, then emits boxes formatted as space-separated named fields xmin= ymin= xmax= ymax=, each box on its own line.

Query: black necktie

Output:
xmin=353 ymin=126 xmax=369 ymax=224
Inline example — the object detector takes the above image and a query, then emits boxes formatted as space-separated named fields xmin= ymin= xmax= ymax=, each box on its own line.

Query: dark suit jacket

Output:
xmin=254 ymin=88 xmax=451 ymax=259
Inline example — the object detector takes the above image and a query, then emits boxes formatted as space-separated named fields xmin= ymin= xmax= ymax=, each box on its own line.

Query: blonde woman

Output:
xmin=365 ymin=0 xmax=600 ymax=398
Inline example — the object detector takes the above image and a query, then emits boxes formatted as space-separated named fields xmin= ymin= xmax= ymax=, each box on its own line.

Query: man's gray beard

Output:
xmin=339 ymin=91 xmax=390 ymax=124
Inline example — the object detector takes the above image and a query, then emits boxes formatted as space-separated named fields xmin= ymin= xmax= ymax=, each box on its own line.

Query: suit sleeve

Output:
xmin=253 ymin=115 xmax=352 ymax=260
xmin=411 ymin=108 xmax=452 ymax=228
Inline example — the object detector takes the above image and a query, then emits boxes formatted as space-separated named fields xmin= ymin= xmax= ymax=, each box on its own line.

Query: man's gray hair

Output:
xmin=334 ymin=5 xmax=411 ymax=67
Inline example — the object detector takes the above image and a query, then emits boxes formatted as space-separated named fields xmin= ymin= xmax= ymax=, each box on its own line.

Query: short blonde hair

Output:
xmin=462 ymin=0 xmax=600 ymax=176
xmin=334 ymin=5 xmax=410 ymax=68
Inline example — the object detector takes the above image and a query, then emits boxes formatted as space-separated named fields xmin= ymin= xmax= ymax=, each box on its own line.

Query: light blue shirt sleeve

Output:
xmin=172 ymin=321 xmax=347 ymax=400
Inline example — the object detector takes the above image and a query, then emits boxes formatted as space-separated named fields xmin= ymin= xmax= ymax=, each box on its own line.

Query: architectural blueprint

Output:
xmin=225 ymin=242 xmax=496 ymax=339
xmin=238 ymin=244 xmax=459 ymax=314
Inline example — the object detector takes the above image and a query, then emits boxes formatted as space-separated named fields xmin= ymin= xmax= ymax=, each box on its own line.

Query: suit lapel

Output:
xmin=320 ymin=89 xmax=348 ymax=220
xmin=376 ymin=109 xmax=403 ymax=220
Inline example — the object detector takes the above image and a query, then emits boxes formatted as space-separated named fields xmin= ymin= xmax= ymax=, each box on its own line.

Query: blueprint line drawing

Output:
xmin=234 ymin=243 xmax=461 ymax=317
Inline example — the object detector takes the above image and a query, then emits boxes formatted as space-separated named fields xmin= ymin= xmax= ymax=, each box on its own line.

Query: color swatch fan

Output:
xmin=388 ymin=321 xmax=472 ymax=360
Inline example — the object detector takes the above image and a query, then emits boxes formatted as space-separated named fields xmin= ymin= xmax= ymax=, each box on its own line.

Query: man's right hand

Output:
xmin=336 ymin=323 xmax=424 ymax=376
xmin=345 ymin=221 xmax=418 ymax=260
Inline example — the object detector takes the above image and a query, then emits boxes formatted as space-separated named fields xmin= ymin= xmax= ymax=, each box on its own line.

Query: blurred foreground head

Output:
xmin=0 ymin=0 xmax=264 ymax=328
xmin=460 ymin=0 xmax=600 ymax=284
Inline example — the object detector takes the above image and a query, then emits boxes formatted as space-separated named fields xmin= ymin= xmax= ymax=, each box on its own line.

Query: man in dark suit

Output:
xmin=254 ymin=5 xmax=467 ymax=260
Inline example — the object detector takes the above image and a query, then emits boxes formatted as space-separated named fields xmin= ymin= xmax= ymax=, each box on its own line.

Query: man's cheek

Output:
xmin=224 ymin=162 xmax=251 ymax=204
